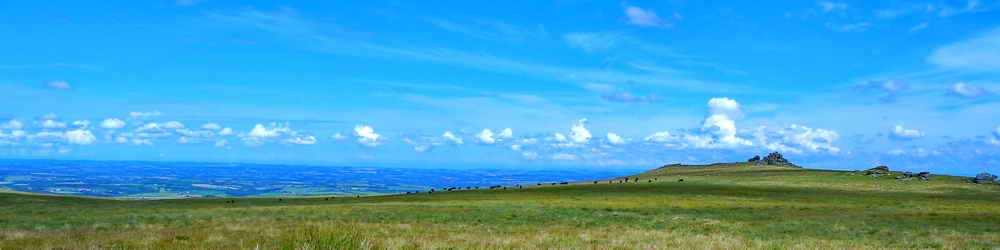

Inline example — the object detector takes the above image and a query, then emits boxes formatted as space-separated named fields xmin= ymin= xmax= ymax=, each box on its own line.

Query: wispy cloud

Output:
xmin=423 ymin=18 xmax=547 ymax=43
xmin=927 ymin=27 xmax=1000 ymax=72
xmin=624 ymin=6 xmax=677 ymax=28
xmin=209 ymin=8 xmax=755 ymax=94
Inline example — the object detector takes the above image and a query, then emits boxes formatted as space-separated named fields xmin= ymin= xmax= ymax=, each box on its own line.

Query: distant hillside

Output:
xmin=1 ymin=162 xmax=998 ymax=249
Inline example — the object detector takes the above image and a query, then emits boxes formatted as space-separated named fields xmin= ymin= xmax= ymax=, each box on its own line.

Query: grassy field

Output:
xmin=1 ymin=163 xmax=999 ymax=249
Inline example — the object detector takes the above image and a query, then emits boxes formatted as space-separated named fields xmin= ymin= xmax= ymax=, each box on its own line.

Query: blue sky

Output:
xmin=2 ymin=1 xmax=1000 ymax=175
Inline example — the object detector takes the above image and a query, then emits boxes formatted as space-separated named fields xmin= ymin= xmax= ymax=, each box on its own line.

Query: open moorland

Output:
xmin=2 ymin=163 xmax=999 ymax=249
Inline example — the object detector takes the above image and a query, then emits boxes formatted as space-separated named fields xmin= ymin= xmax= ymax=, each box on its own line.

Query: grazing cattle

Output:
xmin=593 ymin=181 xmax=598 ymax=184
xmin=502 ymin=187 xmax=507 ymax=190
xmin=278 ymin=198 xmax=283 ymax=202
xmin=537 ymin=183 xmax=542 ymax=186
xmin=560 ymin=182 xmax=569 ymax=185
xmin=648 ymin=180 xmax=652 ymax=183
xmin=356 ymin=195 xmax=361 ymax=198
xmin=678 ymin=179 xmax=684 ymax=182
xmin=624 ymin=177 xmax=630 ymax=182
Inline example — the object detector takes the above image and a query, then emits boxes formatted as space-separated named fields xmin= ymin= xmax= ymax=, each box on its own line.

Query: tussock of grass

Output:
xmin=1 ymin=163 xmax=998 ymax=249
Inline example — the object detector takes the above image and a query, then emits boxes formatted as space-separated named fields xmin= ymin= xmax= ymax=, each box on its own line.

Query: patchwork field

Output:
xmin=2 ymin=163 xmax=998 ymax=249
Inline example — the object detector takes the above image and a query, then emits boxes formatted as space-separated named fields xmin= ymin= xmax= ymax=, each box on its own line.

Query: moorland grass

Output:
xmin=1 ymin=164 xmax=998 ymax=249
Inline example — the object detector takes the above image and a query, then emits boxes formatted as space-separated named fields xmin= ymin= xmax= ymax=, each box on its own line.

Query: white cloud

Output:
xmin=1 ymin=120 xmax=23 ymax=130
xmin=163 ymin=121 xmax=185 ymax=129
xmin=114 ymin=137 xmax=128 ymax=144
xmin=201 ymin=123 xmax=221 ymax=130
xmin=72 ymin=120 xmax=90 ymax=128
xmin=817 ymin=1 xmax=848 ymax=12
xmin=99 ymin=118 xmax=126 ymax=129
xmin=132 ymin=139 xmax=152 ymax=145
xmin=136 ymin=122 xmax=162 ymax=132
xmin=888 ymin=148 xmax=906 ymax=156
xmin=510 ymin=144 xmax=522 ymax=151
xmin=128 ymin=111 xmax=161 ymax=119
xmin=248 ymin=123 xmax=289 ymax=138
xmin=644 ymin=131 xmax=673 ymax=142
xmin=46 ymin=80 xmax=71 ymax=90
xmin=890 ymin=125 xmax=925 ymax=140
xmin=825 ymin=22 xmax=871 ymax=32
xmin=521 ymin=151 xmax=539 ymax=159
xmin=551 ymin=153 xmax=579 ymax=160
xmin=607 ymin=132 xmax=626 ymax=145
xmin=947 ymin=82 xmax=991 ymax=98
xmin=708 ymin=97 xmax=743 ymax=120
xmin=477 ymin=129 xmax=496 ymax=144
xmin=218 ymin=127 xmax=234 ymax=136
xmin=552 ymin=133 xmax=568 ymax=142
xmin=354 ymin=125 xmax=381 ymax=147
xmin=214 ymin=139 xmax=228 ymax=148
xmin=442 ymin=131 xmax=464 ymax=144
xmin=499 ymin=128 xmax=513 ymax=138
xmin=332 ymin=133 xmax=346 ymax=140
xmin=910 ymin=22 xmax=929 ymax=32
xmin=39 ymin=120 xmax=66 ymax=129
xmin=570 ymin=119 xmax=592 ymax=143
xmin=624 ymin=6 xmax=672 ymax=28
xmin=413 ymin=145 xmax=432 ymax=152
xmin=287 ymin=136 xmax=317 ymax=145
xmin=65 ymin=129 xmax=96 ymax=145
xmin=753 ymin=124 xmax=840 ymax=154
xmin=928 ymin=27 xmax=1000 ymax=72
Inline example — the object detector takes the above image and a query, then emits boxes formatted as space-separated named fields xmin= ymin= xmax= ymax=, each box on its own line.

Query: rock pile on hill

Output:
xmin=972 ymin=173 xmax=998 ymax=184
xmin=862 ymin=166 xmax=931 ymax=180
xmin=747 ymin=152 xmax=792 ymax=166
xmin=864 ymin=166 xmax=891 ymax=177
xmin=895 ymin=171 xmax=930 ymax=181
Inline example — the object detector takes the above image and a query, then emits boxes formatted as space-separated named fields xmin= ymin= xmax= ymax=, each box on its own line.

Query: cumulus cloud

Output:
xmin=65 ymin=129 xmax=96 ymax=145
xmin=1 ymin=120 xmax=23 ymax=130
xmin=624 ymin=6 xmax=673 ymax=28
xmin=39 ymin=120 xmax=66 ymax=129
xmin=46 ymin=80 xmax=71 ymax=90
xmin=753 ymin=125 xmax=840 ymax=154
xmin=99 ymin=118 xmax=126 ymax=129
xmin=708 ymin=97 xmax=743 ymax=120
xmin=248 ymin=123 xmax=289 ymax=138
xmin=607 ymin=132 xmax=626 ymax=145
xmin=287 ymin=136 xmax=317 ymax=145
xmin=162 ymin=121 xmax=185 ymax=129
xmin=332 ymin=133 xmax=346 ymax=140
xmin=477 ymin=129 xmax=496 ymax=144
xmin=499 ymin=128 xmax=513 ymax=138
xmin=201 ymin=123 xmax=221 ymax=130
xmin=645 ymin=97 xmax=752 ymax=149
xmin=218 ymin=127 xmax=234 ymax=136
xmin=442 ymin=131 xmax=464 ymax=144
xmin=570 ymin=119 xmax=592 ymax=144
xmin=354 ymin=125 xmax=381 ymax=147
xmin=72 ymin=120 xmax=90 ymax=128
xmin=947 ymin=82 xmax=991 ymax=98
xmin=890 ymin=125 xmax=925 ymax=140
xmin=551 ymin=153 xmax=579 ymax=160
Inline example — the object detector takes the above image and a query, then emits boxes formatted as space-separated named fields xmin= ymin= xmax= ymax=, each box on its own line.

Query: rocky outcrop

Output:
xmin=972 ymin=173 xmax=998 ymax=184
xmin=894 ymin=171 xmax=931 ymax=181
xmin=865 ymin=166 xmax=890 ymax=177
xmin=748 ymin=152 xmax=793 ymax=166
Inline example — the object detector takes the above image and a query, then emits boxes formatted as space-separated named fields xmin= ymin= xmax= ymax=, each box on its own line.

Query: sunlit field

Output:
xmin=2 ymin=163 xmax=998 ymax=249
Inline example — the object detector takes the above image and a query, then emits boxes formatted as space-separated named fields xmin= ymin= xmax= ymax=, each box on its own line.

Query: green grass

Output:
xmin=1 ymin=164 xmax=998 ymax=249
